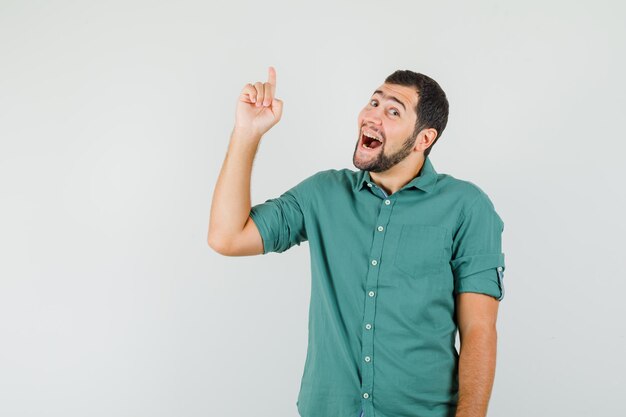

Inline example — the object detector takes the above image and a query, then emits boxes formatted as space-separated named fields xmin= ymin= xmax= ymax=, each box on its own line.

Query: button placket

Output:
xmin=367 ymin=182 xmax=388 ymax=199
xmin=360 ymin=196 xmax=394 ymax=414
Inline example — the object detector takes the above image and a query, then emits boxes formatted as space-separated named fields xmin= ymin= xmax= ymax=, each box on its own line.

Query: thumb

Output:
xmin=272 ymin=97 xmax=283 ymax=117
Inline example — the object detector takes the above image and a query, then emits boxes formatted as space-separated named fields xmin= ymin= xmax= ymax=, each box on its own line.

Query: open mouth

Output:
xmin=361 ymin=132 xmax=383 ymax=150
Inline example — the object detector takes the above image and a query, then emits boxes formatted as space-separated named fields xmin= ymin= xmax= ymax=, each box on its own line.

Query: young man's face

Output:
xmin=353 ymin=83 xmax=420 ymax=173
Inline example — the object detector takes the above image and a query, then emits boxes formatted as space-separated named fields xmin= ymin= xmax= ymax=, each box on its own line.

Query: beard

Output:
xmin=352 ymin=130 xmax=417 ymax=173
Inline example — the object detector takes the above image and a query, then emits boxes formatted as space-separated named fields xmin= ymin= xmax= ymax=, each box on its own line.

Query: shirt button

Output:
xmin=377 ymin=226 xmax=384 ymax=231
xmin=363 ymin=393 xmax=369 ymax=399
xmin=368 ymin=290 xmax=375 ymax=297
xmin=365 ymin=323 xmax=372 ymax=330
xmin=367 ymin=183 xmax=372 ymax=187
xmin=497 ymin=266 xmax=503 ymax=272
xmin=371 ymin=259 xmax=378 ymax=266
xmin=384 ymin=199 xmax=391 ymax=205
xmin=364 ymin=356 xmax=371 ymax=362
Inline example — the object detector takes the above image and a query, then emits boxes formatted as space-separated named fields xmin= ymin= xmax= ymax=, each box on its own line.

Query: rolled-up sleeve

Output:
xmin=249 ymin=181 xmax=309 ymax=255
xmin=450 ymin=189 xmax=506 ymax=301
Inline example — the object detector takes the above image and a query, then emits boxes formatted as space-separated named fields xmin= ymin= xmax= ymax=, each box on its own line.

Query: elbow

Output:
xmin=207 ymin=234 xmax=232 ymax=256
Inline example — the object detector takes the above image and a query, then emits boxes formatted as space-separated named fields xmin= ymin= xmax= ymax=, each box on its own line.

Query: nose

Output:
xmin=362 ymin=107 xmax=383 ymax=126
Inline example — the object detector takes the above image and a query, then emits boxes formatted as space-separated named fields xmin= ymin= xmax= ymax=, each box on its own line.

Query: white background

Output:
xmin=1 ymin=1 xmax=625 ymax=416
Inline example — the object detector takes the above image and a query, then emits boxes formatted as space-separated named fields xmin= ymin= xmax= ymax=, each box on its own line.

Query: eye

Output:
xmin=369 ymin=99 xmax=399 ymax=117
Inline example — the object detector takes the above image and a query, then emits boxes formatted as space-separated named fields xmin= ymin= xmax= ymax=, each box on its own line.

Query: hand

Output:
xmin=234 ymin=66 xmax=283 ymax=138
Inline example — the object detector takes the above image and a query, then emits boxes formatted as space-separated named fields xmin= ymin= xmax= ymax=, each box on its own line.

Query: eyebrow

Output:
xmin=372 ymin=90 xmax=407 ymax=112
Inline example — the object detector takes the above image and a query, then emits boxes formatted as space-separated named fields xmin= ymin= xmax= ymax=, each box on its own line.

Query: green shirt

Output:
xmin=249 ymin=156 xmax=506 ymax=417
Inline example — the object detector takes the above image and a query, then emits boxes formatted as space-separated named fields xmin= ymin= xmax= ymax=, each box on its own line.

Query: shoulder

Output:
xmin=286 ymin=168 xmax=349 ymax=202
xmin=313 ymin=167 xmax=355 ymax=179
xmin=435 ymin=172 xmax=498 ymax=215
xmin=297 ymin=168 xmax=357 ymax=189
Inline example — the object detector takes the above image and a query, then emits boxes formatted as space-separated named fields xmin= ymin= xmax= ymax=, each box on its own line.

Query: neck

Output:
xmin=369 ymin=156 xmax=426 ymax=196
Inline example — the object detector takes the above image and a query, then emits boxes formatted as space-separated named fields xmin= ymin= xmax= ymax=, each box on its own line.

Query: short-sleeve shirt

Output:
xmin=248 ymin=156 xmax=506 ymax=417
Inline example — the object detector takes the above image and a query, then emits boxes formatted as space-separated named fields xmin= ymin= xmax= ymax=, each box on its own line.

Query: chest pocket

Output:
xmin=393 ymin=224 xmax=447 ymax=277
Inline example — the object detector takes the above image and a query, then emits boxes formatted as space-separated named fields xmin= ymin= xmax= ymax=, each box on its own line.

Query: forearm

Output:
xmin=208 ymin=127 xmax=262 ymax=250
xmin=455 ymin=326 xmax=497 ymax=417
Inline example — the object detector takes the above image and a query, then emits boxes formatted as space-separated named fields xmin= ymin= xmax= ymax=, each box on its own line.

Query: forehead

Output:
xmin=372 ymin=83 xmax=418 ymax=111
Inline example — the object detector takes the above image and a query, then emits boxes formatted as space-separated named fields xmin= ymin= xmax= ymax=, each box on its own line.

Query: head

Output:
xmin=353 ymin=70 xmax=449 ymax=173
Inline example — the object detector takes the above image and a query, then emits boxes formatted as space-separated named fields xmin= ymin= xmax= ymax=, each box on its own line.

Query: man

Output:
xmin=208 ymin=66 xmax=506 ymax=417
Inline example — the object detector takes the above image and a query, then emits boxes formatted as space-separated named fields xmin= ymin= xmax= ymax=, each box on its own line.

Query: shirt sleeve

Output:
xmin=450 ymin=189 xmax=506 ymax=301
xmin=248 ymin=178 xmax=309 ymax=255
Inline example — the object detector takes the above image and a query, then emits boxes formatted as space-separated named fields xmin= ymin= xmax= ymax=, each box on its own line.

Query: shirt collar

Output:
xmin=354 ymin=156 xmax=438 ymax=194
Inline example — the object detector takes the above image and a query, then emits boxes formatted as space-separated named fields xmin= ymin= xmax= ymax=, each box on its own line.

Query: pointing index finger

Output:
xmin=267 ymin=66 xmax=277 ymax=86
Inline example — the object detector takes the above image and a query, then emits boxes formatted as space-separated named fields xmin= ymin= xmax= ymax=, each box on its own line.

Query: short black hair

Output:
xmin=384 ymin=70 xmax=449 ymax=158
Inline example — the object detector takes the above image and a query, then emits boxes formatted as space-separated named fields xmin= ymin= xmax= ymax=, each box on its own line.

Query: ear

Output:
xmin=414 ymin=128 xmax=438 ymax=151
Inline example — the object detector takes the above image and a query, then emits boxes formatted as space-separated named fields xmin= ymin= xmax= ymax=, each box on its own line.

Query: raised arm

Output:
xmin=207 ymin=66 xmax=283 ymax=256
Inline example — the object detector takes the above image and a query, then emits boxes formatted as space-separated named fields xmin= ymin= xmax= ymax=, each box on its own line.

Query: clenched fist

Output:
xmin=235 ymin=66 xmax=283 ymax=138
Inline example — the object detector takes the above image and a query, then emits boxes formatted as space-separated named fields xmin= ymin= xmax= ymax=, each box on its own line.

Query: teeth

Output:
xmin=364 ymin=131 xmax=382 ymax=142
